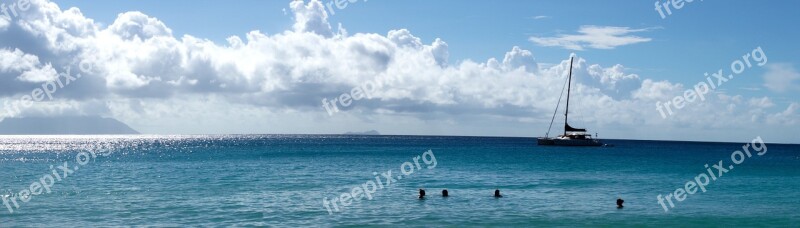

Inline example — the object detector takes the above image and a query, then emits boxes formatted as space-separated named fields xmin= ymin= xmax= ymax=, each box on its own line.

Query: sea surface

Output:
xmin=0 ymin=135 xmax=798 ymax=227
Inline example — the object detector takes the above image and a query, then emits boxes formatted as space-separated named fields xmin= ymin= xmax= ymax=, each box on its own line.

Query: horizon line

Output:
xmin=0 ymin=133 xmax=795 ymax=145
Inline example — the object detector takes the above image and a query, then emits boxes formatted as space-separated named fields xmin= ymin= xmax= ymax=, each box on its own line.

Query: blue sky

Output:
xmin=2 ymin=0 xmax=799 ymax=143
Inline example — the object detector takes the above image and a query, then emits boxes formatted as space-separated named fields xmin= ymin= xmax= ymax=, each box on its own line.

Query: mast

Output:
xmin=564 ymin=57 xmax=573 ymax=136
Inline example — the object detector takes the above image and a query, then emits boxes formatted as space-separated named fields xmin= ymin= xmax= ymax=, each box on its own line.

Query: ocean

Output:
xmin=0 ymin=135 xmax=798 ymax=227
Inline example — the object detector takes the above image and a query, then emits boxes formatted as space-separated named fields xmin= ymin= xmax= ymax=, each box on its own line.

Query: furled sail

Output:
xmin=565 ymin=123 xmax=586 ymax=132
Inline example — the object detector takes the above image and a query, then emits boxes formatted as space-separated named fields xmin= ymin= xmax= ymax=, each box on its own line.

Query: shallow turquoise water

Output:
xmin=0 ymin=135 xmax=798 ymax=227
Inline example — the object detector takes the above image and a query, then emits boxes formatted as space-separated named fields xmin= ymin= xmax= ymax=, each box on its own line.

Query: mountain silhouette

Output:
xmin=0 ymin=116 xmax=139 ymax=135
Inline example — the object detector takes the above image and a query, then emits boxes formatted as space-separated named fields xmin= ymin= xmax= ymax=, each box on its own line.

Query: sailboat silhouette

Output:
xmin=538 ymin=57 xmax=604 ymax=147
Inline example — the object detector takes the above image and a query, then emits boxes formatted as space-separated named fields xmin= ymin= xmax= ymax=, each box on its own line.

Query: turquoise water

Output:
xmin=0 ymin=135 xmax=798 ymax=227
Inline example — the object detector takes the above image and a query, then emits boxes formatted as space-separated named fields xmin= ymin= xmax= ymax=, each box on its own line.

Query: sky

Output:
xmin=0 ymin=0 xmax=798 ymax=143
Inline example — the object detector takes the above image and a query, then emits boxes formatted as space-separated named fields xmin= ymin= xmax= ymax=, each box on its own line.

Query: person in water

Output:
xmin=494 ymin=189 xmax=502 ymax=198
xmin=617 ymin=198 xmax=624 ymax=208
xmin=419 ymin=189 xmax=426 ymax=199
xmin=442 ymin=189 xmax=449 ymax=197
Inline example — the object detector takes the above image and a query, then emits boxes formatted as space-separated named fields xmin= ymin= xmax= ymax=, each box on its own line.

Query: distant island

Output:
xmin=343 ymin=130 xmax=380 ymax=135
xmin=0 ymin=116 xmax=139 ymax=135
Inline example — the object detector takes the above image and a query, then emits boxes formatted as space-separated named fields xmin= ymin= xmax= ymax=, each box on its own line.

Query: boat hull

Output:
xmin=537 ymin=138 xmax=555 ymax=145
xmin=537 ymin=137 xmax=603 ymax=147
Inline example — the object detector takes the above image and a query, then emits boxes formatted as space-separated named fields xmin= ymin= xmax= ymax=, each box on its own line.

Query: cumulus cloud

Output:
xmin=501 ymin=46 xmax=537 ymax=72
xmin=290 ymin=0 xmax=334 ymax=37
xmin=0 ymin=48 xmax=59 ymax=94
xmin=0 ymin=48 xmax=42 ymax=73
xmin=529 ymin=26 xmax=654 ymax=51
xmin=107 ymin=12 xmax=172 ymax=40
xmin=0 ymin=0 xmax=794 ymax=142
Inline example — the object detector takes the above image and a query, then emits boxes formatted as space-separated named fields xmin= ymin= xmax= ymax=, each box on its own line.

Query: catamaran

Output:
xmin=537 ymin=57 xmax=604 ymax=147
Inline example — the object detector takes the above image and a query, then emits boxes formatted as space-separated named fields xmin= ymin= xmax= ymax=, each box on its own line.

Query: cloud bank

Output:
xmin=0 ymin=0 xmax=796 ymax=143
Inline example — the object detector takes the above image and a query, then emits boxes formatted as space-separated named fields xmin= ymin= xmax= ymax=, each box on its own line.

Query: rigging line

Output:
xmin=545 ymin=71 xmax=570 ymax=137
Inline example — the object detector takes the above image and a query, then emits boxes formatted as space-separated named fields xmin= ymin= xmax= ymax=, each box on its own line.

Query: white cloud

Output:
xmin=388 ymin=29 xmax=423 ymax=49
xmin=529 ymin=26 xmax=653 ymax=51
xmin=501 ymin=46 xmax=537 ymax=72
xmin=532 ymin=16 xmax=550 ymax=20
xmin=0 ymin=16 xmax=9 ymax=30
xmin=290 ymin=0 xmax=334 ymax=37
xmin=748 ymin=97 xmax=774 ymax=109
xmin=0 ymin=0 xmax=795 ymax=143
xmin=763 ymin=63 xmax=800 ymax=93
xmin=632 ymin=79 xmax=682 ymax=101
xmin=767 ymin=103 xmax=799 ymax=125
xmin=0 ymin=48 xmax=58 ymax=83
xmin=0 ymin=48 xmax=41 ymax=73
xmin=17 ymin=63 xmax=57 ymax=82
xmin=108 ymin=12 xmax=172 ymax=40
